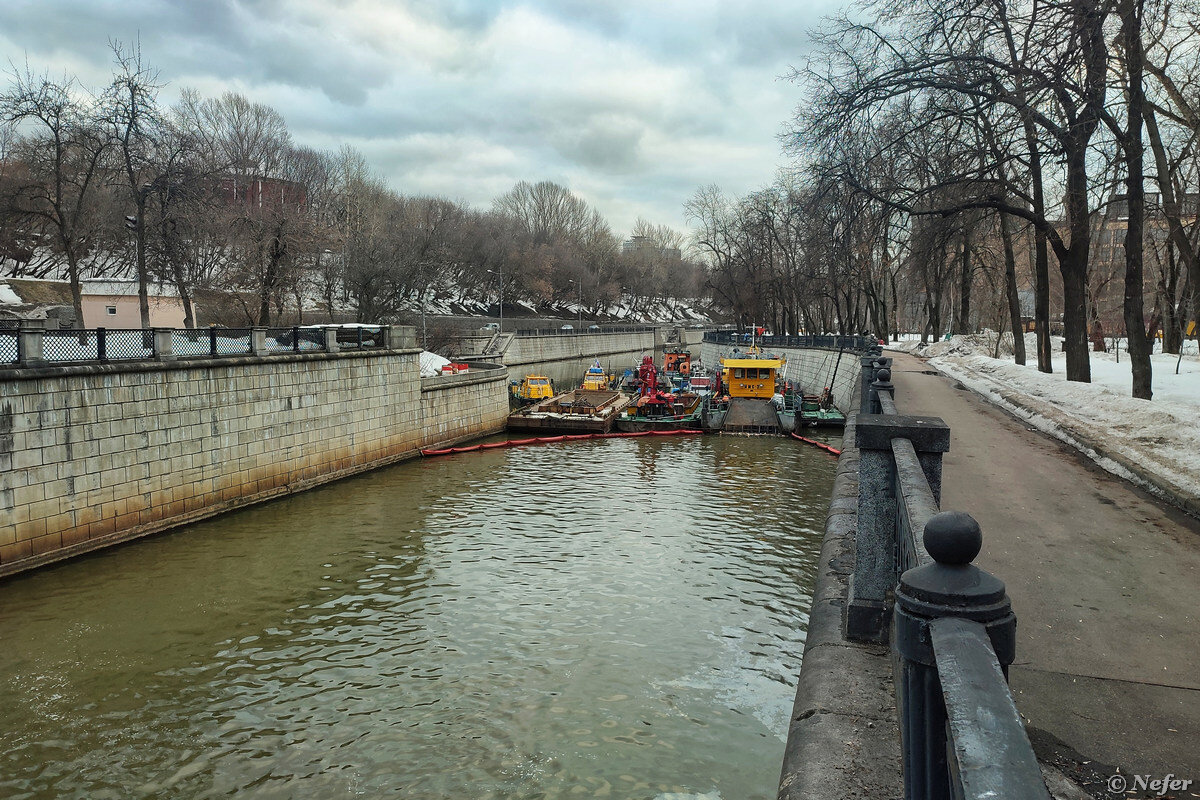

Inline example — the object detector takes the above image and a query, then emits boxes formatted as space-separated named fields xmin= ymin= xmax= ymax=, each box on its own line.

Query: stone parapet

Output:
xmin=0 ymin=347 xmax=507 ymax=578
xmin=778 ymin=416 xmax=903 ymax=799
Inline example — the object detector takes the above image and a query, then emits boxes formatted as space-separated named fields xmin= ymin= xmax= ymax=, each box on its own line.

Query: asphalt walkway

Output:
xmin=889 ymin=351 xmax=1200 ymax=786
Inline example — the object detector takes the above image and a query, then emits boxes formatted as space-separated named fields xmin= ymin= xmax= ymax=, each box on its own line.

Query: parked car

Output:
xmin=561 ymin=324 xmax=574 ymax=331
xmin=587 ymin=324 xmax=601 ymax=332
xmin=481 ymin=322 xmax=500 ymax=332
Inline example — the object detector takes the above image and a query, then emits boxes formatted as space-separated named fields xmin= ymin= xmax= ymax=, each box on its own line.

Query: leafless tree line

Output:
xmin=688 ymin=0 xmax=1200 ymax=399
xmin=0 ymin=43 xmax=705 ymax=330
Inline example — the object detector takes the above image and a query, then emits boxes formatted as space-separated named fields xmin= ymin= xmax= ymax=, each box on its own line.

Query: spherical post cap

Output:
xmin=874 ymin=368 xmax=891 ymax=383
xmin=924 ymin=511 xmax=982 ymax=564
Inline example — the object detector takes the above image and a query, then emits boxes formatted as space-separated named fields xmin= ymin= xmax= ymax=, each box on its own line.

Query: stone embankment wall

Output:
xmin=698 ymin=343 xmax=859 ymax=411
xmin=0 ymin=329 xmax=508 ymax=578
xmin=459 ymin=326 xmax=710 ymax=389
xmin=459 ymin=329 xmax=658 ymax=389
xmin=503 ymin=330 xmax=659 ymax=367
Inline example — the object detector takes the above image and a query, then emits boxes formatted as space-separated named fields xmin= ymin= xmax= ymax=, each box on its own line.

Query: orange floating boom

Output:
xmin=790 ymin=432 xmax=842 ymax=456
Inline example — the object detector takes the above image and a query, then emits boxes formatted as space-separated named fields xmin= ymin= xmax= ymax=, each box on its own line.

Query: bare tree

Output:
xmin=1 ymin=66 xmax=111 ymax=327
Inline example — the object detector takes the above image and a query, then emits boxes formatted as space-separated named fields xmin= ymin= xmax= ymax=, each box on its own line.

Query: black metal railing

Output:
xmin=513 ymin=324 xmax=656 ymax=336
xmin=170 ymin=329 xmax=211 ymax=357
xmin=41 ymin=328 xmax=156 ymax=362
xmin=265 ymin=327 xmax=321 ymax=353
xmin=211 ymin=328 xmax=253 ymax=355
xmin=702 ymin=332 xmax=875 ymax=351
xmin=846 ymin=348 xmax=1050 ymax=800
xmin=3 ymin=324 xmax=393 ymax=368
xmin=0 ymin=327 xmax=17 ymax=364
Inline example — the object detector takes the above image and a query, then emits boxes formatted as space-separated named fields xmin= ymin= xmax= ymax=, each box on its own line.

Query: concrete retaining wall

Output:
xmin=504 ymin=330 xmax=658 ymax=367
xmin=698 ymin=343 xmax=859 ymax=411
xmin=0 ymin=336 xmax=508 ymax=577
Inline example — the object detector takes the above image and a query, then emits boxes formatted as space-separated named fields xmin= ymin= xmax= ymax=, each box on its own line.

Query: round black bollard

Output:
xmin=892 ymin=511 xmax=1016 ymax=800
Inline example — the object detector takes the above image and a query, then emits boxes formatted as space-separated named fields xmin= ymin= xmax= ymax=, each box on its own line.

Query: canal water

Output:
xmin=0 ymin=434 xmax=837 ymax=800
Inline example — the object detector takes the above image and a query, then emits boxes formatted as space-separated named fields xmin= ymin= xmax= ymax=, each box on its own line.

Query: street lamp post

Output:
xmin=487 ymin=268 xmax=503 ymax=332
xmin=569 ymin=279 xmax=582 ymax=329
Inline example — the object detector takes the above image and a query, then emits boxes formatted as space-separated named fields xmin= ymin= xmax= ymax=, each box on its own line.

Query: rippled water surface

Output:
xmin=0 ymin=434 xmax=836 ymax=800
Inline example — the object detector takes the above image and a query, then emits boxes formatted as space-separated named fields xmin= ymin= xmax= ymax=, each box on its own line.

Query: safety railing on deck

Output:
xmin=848 ymin=348 xmax=1050 ymax=800
xmin=2 ymin=325 xmax=394 ymax=367
xmin=702 ymin=331 xmax=874 ymax=351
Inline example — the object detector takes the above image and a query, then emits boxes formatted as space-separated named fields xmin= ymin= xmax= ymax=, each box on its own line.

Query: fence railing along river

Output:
xmin=1 ymin=324 xmax=389 ymax=365
xmin=781 ymin=349 xmax=1049 ymax=800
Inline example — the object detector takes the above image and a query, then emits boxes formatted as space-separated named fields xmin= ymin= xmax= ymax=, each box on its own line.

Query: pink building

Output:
xmin=80 ymin=280 xmax=192 ymax=328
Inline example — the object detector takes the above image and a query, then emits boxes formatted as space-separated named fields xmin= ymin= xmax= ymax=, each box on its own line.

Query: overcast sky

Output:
xmin=0 ymin=0 xmax=841 ymax=237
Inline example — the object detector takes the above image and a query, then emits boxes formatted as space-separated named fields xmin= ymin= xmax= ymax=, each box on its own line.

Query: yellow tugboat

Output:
xmin=581 ymin=360 xmax=612 ymax=391
xmin=717 ymin=343 xmax=787 ymax=434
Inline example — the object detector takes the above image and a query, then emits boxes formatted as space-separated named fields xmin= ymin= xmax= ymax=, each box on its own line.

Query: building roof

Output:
xmin=0 ymin=278 xmax=184 ymax=305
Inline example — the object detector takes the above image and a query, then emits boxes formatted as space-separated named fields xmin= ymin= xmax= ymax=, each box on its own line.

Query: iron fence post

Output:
xmin=208 ymin=326 xmax=218 ymax=357
xmin=893 ymin=511 xmax=1017 ymax=800
xmin=96 ymin=327 xmax=107 ymax=362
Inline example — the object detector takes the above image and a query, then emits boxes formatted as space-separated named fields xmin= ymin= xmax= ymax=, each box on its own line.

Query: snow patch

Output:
xmin=906 ymin=333 xmax=1200 ymax=506
xmin=419 ymin=350 xmax=451 ymax=377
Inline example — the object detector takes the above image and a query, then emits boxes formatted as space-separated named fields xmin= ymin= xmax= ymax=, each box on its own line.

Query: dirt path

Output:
xmin=887 ymin=351 xmax=1200 ymax=786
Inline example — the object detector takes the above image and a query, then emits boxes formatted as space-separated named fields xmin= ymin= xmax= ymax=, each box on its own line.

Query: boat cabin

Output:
xmin=512 ymin=375 xmax=554 ymax=402
xmin=721 ymin=358 xmax=783 ymax=399
xmin=581 ymin=361 xmax=610 ymax=391
xmin=663 ymin=348 xmax=691 ymax=375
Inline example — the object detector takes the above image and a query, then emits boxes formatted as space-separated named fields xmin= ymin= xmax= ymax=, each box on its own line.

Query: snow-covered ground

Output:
xmin=888 ymin=332 xmax=1200 ymax=509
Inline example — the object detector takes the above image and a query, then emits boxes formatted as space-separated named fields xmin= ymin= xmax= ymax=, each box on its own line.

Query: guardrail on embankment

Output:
xmin=781 ymin=348 xmax=1049 ymax=800
xmin=513 ymin=324 xmax=658 ymax=336
xmin=702 ymin=332 xmax=875 ymax=351
xmin=1 ymin=325 xmax=392 ymax=367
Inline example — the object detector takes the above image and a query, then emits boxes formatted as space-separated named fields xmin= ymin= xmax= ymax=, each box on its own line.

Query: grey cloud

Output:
xmin=547 ymin=113 xmax=646 ymax=174
xmin=0 ymin=0 xmax=823 ymax=234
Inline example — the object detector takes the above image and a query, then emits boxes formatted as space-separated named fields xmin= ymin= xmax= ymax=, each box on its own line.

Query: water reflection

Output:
xmin=0 ymin=434 xmax=837 ymax=799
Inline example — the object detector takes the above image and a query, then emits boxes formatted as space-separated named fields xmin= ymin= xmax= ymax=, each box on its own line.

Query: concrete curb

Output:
xmin=778 ymin=417 xmax=903 ymax=800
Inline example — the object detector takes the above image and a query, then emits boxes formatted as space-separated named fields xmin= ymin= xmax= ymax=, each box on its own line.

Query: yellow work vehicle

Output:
xmin=510 ymin=375 xmax=555 ymax=407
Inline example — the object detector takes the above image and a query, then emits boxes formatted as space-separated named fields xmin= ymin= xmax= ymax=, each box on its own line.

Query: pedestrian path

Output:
xmin=889 ymin=351 xmax=1200 ymax=784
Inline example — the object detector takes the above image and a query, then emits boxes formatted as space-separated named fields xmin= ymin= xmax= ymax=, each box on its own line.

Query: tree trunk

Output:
xmin=1162 ymin=241 xmax=1181 ymax=354
xmin=1059 ymin=139 xmax=1093 ymax=382
xmin=1120 ymin=0 xmax=1152 ymax=399
xmin=956 ymin=226 xmax=972 ymax=334
xmin=1000 ymin=212 xmax=1027 ymax=365
xmin=1144 ymin=109 xmax=1197 ymax=351
xmin=136 ymin=194 xmax=150 ymax=330
xmin=67 ymin=255 xmax=84 ymax=330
